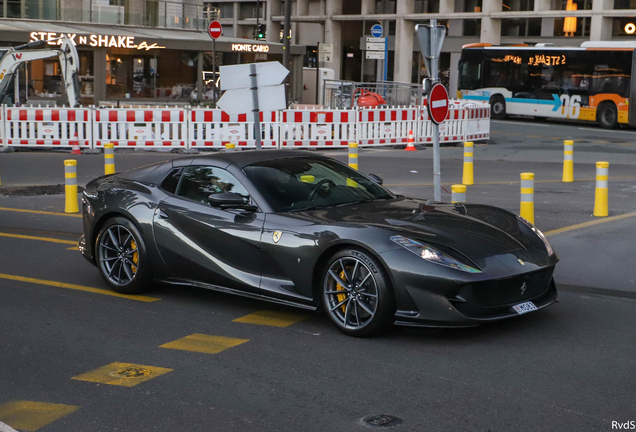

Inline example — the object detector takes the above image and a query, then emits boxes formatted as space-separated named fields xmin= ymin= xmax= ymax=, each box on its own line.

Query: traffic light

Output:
xmin=256 ymin=24 xmax=265 ymax=39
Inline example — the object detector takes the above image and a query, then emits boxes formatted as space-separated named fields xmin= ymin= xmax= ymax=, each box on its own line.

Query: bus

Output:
xmin=458 ymin=41 xmax=636 ymax=129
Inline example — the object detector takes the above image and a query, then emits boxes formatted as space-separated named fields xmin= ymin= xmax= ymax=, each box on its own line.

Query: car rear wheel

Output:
xmin=96 ymin=217 xmax=152 ymax=294
xmin=322 ymin=249 xmax=394 ymax=337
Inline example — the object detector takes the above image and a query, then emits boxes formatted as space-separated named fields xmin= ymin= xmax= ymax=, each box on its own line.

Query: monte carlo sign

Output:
xmin=30 ymin=32 xmax=165 ymax=51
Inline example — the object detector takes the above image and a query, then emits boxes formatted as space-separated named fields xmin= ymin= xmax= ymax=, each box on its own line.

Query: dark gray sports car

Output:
xmin=79 ymin=150 xmax=558 ymax=336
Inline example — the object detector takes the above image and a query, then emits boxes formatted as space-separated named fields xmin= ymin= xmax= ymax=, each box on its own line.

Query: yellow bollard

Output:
xmin=562 ymin=140 xmax=574 ymax=182
xmin=348 ymin=143 xmax=359 ymax=170
xmin=462 ymin=141 xmax=474 ymax=185
xmin=520 ymin=172 xmax=535 ymax=225
xmin=64 ymin=159 xmax=79 ymax=214
xmin=104 ymin=143 xmax=115 ymax=175
xmin=593 ymin=161 xmax=609 ymax=217
xmin=451 ymin=184 xmax=467 ymax=203
xmin=225 ymin=143 xmax=236 ymax=151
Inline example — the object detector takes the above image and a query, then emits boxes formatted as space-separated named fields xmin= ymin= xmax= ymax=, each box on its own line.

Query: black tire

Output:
xmin=490 ymin=95 xmax=507 ymax=119
xmin=321 ymin=249 xmax=395 ymax=337
xmin=95 ymin=216 xmax=152 ymax=294
xmin=597 ymin=102 xmax=618 ymax=129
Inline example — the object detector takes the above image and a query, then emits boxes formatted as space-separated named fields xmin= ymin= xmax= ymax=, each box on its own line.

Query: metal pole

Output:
xmin=256 ymin=0 xmax=260 ymax=38
xmin=250 ymin=63 xmax=262 ymax=150
xmin=283 ymin=0 xmax=292 ymax=103
xmin=316 ymin=41 xmax=320 ymax=105
xmin=431 ymin=19 xmax=441 ymax=202
xmin=212 ymin=38 xmax=217 ymax=106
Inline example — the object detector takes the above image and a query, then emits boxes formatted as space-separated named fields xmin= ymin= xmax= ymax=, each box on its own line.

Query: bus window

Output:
xmin=458 ymin=58 xmax=482 ymax=90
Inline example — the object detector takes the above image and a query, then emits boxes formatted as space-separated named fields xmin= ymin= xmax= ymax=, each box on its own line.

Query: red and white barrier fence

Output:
xmin=93 ymin=108 xmax=186 ymax=148
xmin=0 ymin=101 xmax=489 ymax=150
xmin=280 ymin=110 xmax=356 ymax=147
xmin=357 ymin=107 xmax=419 ymax=146
xmin=190 ymin=110 xmax=279 ymax=149
xmin=4 ymin=107 xmax=91 ymax=148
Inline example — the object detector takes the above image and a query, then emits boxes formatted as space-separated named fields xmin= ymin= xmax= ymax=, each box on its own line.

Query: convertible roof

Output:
xmin=186 ymin=149 xmax=328 ymax=169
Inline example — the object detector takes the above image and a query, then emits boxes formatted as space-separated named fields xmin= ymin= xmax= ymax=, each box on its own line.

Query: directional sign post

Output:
xmin=208 ymin=20 xmax=222 ymax=106
xmin=217 ymin=61 xmax=289 ymax=150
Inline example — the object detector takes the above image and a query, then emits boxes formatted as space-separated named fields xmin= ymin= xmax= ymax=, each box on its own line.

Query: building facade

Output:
xmin=209 ymin=0 xmax=636 ymax=96
xmin=0 ymin=0 xmax=305 ymax=105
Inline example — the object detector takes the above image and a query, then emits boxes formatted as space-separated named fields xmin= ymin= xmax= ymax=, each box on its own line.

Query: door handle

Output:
xmin=158 ymin=210 xmax=169 ymax=219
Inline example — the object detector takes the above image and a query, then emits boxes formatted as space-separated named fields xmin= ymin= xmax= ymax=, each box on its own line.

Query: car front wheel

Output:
xmin=96 ymin=216 xmax=152 ymax=294
xmin=322 ymin=249 xmax=394 ymax=337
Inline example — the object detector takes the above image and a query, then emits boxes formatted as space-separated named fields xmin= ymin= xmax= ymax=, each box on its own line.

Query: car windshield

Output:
xmin=243 ymin=157 xmax=394 ymax=212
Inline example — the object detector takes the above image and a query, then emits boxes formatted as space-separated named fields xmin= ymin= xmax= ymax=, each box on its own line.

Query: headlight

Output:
xmin=518 ymin=216 xmax=554 ymax=256
xmin=83 ymin=189 xmax=98 ymax=199
xmin=390 ymin=235 xmax=482 ymax=273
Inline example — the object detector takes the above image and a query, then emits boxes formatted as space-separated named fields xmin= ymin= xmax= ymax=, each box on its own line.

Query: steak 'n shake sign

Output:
xmin=29 ymin=32 xmax=165 ymax=50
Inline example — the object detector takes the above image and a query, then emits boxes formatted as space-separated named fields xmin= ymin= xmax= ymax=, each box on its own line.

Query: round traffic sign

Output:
xmin=427 ymin=83 xmax=449 ymax=125
xmin=208 ymin=20 xmax=222 ymax=39
xmin=371 ymin=24 xmax=383 ymax=38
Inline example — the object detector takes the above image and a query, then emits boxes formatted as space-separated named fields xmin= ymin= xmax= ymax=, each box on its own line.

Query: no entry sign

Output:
xmin=427 ymin=83 xmax=449 ymax=125
xmin=208 ymin=20 xmax=222 ymax=39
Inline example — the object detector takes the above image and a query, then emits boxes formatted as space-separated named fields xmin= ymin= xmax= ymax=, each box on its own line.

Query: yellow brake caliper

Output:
xmin=130 ymin=240 xmax=138 ymax=274
xmin=335 ymin=270 xmax=348 ymax=312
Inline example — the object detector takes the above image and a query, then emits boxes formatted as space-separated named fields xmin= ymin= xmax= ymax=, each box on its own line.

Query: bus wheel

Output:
xmin=597 ymin=102 xmax=618 ymax=129
xmin=490 ymin=96 xmax=507 ymax=119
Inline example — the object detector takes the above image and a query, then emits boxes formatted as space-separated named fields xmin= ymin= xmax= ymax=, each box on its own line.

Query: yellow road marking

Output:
xmin=72 ymin=362 xmax=172 ymax=387
xmin=0 ymin=206 xmax=82 ymax=218
xmin=545 ymin=211 xmax=636 ymax=237
xmin=67 ymin=246 xmax=79 ymax=250
xmin=385 ymin=175 xmax=636 ymax=187
xmin=0 ymin=401 xmax=79 ymax=431
xmin=233 ymin=310 xmax=309 ymax=327
xmin=0 ymin=232 xmax=77 ymax=245
xmin=0 ymin=273 xmax=160 ymax=302
xmin=160 ymin=333 xmax=249 ymax=354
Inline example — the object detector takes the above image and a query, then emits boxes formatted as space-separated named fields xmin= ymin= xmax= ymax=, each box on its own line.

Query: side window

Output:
xmin=160 ymin=168 xmax=182 ymax=194
xmin=176 ymin=166 xmax=250 ymax=204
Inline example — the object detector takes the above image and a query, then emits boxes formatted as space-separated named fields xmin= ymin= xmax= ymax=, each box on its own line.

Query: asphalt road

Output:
xmin=0 ymin=118 xmax=635 ymax=431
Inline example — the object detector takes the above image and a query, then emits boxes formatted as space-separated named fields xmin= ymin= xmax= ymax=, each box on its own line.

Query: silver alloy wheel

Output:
xmin=98 ymin=225 xmax=139 ymax=286
xmin=323 ymin=257 xmax=379 ymax=330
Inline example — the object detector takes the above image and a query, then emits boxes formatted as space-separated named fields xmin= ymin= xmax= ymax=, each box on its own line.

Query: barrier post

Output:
xmin=593 ymin=161 xmax=609 ymax=217
xmin=225 ymin=143 xmax=236 ymax=152
xmin=562 ymin=140 xmax=574 ymax=182
xmin=104 ymin=143 xmax=115 ymax=175
xmin=64 ymin=159 xmax=79 ymax=214
xmin=348 ymin=143 xmax=359 ymax=170
xmin=520 ymin=172 xmax=534 ymax=224
xmin=451 ymin=184 xmax=466 ymax=203
xmin=462 ymin=141 xmax=474 ymax=185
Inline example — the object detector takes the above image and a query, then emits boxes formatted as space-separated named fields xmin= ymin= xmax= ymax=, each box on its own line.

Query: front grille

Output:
xmin=471 ymin=268 xmax=554 ymax=307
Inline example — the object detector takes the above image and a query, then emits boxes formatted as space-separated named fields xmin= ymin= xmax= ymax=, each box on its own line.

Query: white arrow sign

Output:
xmin=217 ymin=84 xmax=287 ymax=115
xmin=220 ymin=61 xmax=289 ymax=91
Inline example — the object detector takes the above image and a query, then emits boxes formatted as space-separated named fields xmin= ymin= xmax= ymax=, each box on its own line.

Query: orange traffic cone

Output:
xmin=404 ymin=130 xmax=416 ymax=151
xmin=71 ymin=133 xmax=81 ymax=155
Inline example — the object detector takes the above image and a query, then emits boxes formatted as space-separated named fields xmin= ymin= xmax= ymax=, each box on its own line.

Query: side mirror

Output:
xmin=367 ymin=174 xmax=383 ymax=185
xmin=207 ymin=192 xmax=257 ymax=211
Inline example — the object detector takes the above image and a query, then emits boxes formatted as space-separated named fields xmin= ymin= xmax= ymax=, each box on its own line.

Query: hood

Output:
xmin=299 ymin=197 xmax=528 ymax=259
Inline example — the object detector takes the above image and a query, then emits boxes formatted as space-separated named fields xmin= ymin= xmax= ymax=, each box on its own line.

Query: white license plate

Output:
xmin=513 ymin=301 xmax=538 ymax=315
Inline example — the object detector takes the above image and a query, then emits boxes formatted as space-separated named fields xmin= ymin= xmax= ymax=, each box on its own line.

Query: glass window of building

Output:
xmin=414 ymin=0 xmax=440 ymax=13
xmin=501 ymin=18 xmax=541 ymax=36
xmin=614 ymin=0 xmax=636 ymax=8
xmin=553 ymin=16 xmax=590 ymax=37
xmin=1 ymin=0 xmax=58 ymax=19
xmin=554 ymin=0 xmax=592 ymax=10
xmin=464 ymin=19 xmax=481 ymax=36
xmin=205 ymin=2 xmax=233 ymax=18
xmin=240 ymin=1 xmax=264 ymax=20
xmin=613 ymin=18 xmax=636 ymax=36
xmin=502 ymin=0 xmax=534 ymax=11
xmin=464 ymin=0 xmax=482 ymax=12
xmin=375 ymin=0 xmax=396 ymax=13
